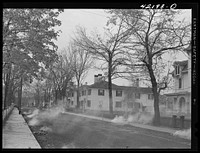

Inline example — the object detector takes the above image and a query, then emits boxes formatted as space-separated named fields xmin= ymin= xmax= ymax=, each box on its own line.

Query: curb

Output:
xmin=63 ymin=111 xmax=177 ymax=135
xmin=19 ymin=108 xmax=41 ymax=148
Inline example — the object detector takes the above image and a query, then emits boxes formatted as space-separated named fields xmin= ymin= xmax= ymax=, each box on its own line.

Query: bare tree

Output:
xmin=107 ymin=9 xmax=191 ymax=125
xmin=73 ymin=22 xmax=133 ymax=115
xmin=47 ymin=54 xmax=75 ymax=105
xmin=66 ymin=42 xmax=93 ymax=109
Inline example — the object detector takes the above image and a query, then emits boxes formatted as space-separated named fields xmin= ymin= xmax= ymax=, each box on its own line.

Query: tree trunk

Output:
xmin=4 ymin=78 xmax=9 ymax=109
xmin=37 ymin=90 xmax=40 ymax=107
xmin=44 ymin=90 xmax=46 ymax=102
xmin=108 ymin=60 xmax=113 ymax=115
xmin=57 ymin=89 xmax=62 ymax=101
xmin=8 ymin=80 xmax=15 ymax=106
xmin=54 ymin=89 xmax=57 ymax=105
xmin=49 ymin=89 xmax=51 ymax=103
xmin=7 ymin=83 xmax=12 ymax=107
xmin=18 ymin=77 xmax=23 ymax=114
xmin=152 ymin=87 xmax=160 ymax=126
xmin=3 ymin=65 xmax=11 ymax=110
xmin=148 ymin=65 xmax=161 ymax=126
xmin=77 ymin=82 xmax=80 ymax=109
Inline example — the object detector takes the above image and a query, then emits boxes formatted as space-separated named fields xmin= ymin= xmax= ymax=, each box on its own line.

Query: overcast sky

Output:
xmin=54 ymin=9 xmax=191 ymax=86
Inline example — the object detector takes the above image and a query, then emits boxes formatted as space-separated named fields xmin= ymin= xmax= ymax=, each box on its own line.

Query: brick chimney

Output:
xmin=98 ymin=74 xmax=103 ymax=81
xmin=94 ymin=75 xmax=98 ymax=83
xmin=94 ymin=74 xmax=104 ymax=83
xmin=136 ymin=78 xmax=139 ymax=87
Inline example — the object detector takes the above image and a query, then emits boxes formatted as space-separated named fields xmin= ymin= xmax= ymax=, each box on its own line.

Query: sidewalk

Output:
xmin=63 ymin=111 xmax=177 ymax=135
xmin=2 ymin=107 xmax=41 ymax=149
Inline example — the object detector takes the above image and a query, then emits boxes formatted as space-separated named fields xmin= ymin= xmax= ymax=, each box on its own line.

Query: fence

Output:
xmin=160 ymin=115 xmax=191 ymax=129
xmin=2 ymin=103 xmax=15 ymax=125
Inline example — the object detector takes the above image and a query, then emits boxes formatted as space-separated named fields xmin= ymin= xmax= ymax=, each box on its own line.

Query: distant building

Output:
xmin=68 ymin=74 xmax=154 ymax=113
xmin=165 ymin=44 xmax=191 ymax=116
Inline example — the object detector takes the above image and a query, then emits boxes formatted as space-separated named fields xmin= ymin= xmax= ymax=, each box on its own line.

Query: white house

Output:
xmin=165 ymin=45 xmax=191 ymax=116
xmin=68 ymin=74 xmax=154 ymax=113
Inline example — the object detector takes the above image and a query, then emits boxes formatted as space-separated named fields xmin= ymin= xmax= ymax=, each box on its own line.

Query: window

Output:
xmin=81 ymin=101 xmax=83 ymax=106
xmin=135 ymin=93 xmax=140 ymax=99
xmin=167 ymin=101 xmax=173 ymax=109
xmin=116 ymin=90 xmax=122 ymax=97
xmin=179 ymin=78 xmax=182 ymax=89
xmin=115 ymin=101 xmax=122 ymax=108
xmin=71 ymin=101 xmax=73 ymax=105
xmin=98 ymin=89 xmax=104 ymax=96
xmin=88 ymin=89 xmax=91 ymax=95
xmin=135 ymin=102 xmax=140 ymax=109
xmin=82 ymin=90 xmax=84 ymax=96
xmin=148 ymin=94 xmax=154 ymax=100
xmin=87 ymin=100 xmax=91 ymax=107
xmin=175 ymin=65 xmax=180 ymax=75
xmin=179 ymin=97 xmax=185 ymax=113
xmin=174 ymin=97 xmax=177 ymax=105
xmin=69 ymin=92 xmax=74 ymax=97
xmin=127 ymin=102 xmax=133 ymax=108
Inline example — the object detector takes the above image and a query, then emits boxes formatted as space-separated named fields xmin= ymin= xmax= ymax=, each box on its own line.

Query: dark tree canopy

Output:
xmin=3 ymin=9 xmax=64 ymax=76
xmin=3 ymin=9 xmax=64 ymax=109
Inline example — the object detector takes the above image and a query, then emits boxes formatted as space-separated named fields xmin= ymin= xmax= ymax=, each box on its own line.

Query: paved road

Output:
xmin=28 ymin=112 xmax=191 ymax=149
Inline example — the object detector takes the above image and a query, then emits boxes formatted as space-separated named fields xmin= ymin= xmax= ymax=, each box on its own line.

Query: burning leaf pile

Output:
xmin=26 ymin=106 xmax=64 ymax=127
xmin=62 ymin=143 xmax=76 ymax=148
xmin=173 ymin=128 xmax=191 ymax=140
xmin=111 ymin=112 xmax=153 ymax=125
xmin=33 ymin=126 xmax=52 ymax=136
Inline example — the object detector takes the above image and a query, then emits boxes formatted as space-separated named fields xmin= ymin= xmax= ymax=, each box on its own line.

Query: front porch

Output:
xmin=165 ymin=91 xmax=191 ymax=117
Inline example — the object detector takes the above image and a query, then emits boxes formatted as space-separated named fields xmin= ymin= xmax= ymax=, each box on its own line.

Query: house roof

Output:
xmin=182 ymin=64 xmax=188 ymax=72
xmin=118 ymin=86 xmax=152 ymax=94
xmin=88 ymin=81 xmax=152 ymax=94
xmin=171 ymin=44 xmax=191 ymax=75
xmin=173 ymin=60 xmax=188 ymax=67
xmin=184 ymin=43 xmax=191 ymax=54
xmin=171 ymin=60 xmax=188 ymax=77
xmin=88 ymin=81 xmax=120 ymax=90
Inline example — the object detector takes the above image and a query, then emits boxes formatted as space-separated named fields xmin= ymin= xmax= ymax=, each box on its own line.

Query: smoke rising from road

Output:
xmin=27 ymin=109 xmax=39 ymax=118
xmin=23 ymin=110 xmax=32 ymax=115
xmin=39 ymin=126 xmax=52 ymax=133
xmin=62 ymin=143 xmax=76 ymax=148
xmin=111 ymin=112 xmax=153 ymax=125
xmin=111 ymin=115 xmax=127 ymax=124
xmin=27 ymin=106 xmax=65 ymax=127
xmin=29 ymin=117 xmax=40 ymax=126
xmin=173 ymin=128 xmax=191 ymax=140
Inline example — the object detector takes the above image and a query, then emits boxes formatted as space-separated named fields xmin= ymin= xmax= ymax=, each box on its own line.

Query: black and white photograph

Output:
xmin=2 ymin=3 xmax=198 ymax=150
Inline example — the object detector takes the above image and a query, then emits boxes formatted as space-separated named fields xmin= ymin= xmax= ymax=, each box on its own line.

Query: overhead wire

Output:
xmin=77 ymin=9 xmax=109 ymax=18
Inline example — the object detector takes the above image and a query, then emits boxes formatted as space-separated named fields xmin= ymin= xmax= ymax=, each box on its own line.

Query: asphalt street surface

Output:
xmin=25 ymin=111 xmax=191 ymax=149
